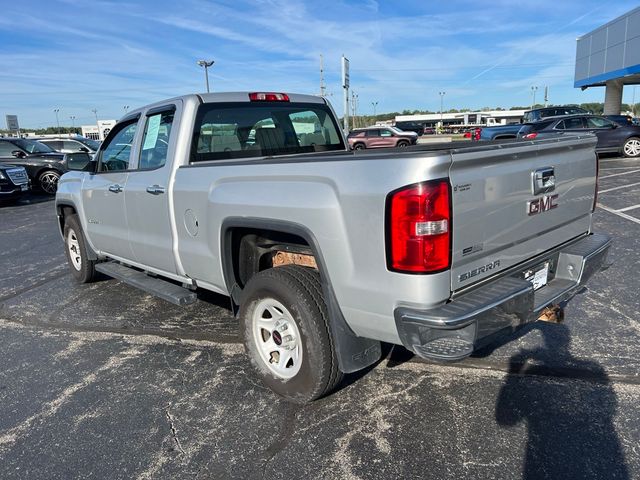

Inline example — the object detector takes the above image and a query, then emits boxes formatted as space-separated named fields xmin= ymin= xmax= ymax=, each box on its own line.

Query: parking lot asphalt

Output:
xmin=1 ymin=157 xmax=640 ymax=479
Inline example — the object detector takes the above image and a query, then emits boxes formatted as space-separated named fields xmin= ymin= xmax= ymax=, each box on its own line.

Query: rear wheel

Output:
xmin=64 ymin=215 xmax=97 ymax=283
xmin=38 ymin=170 xmax=60 ymax=195
xmin=239 ymin=265 xmax=343 ymax=403
xmin=397 ymin=140 xmax=409 ymax=148
xmin=622 ymin=137 xmax=640 ymax=157
xmin=353 ymin=143 xmax=365 ymax=150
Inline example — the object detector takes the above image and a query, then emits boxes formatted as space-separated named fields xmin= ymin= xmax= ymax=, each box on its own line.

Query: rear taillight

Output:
xmin=248 ymin=92 xmax=290 ymax=102
xmin=524 ymin=132 xmax=538 ymax=139
xmin=387 ymin=180 xmax=451 ymax=273
xmin=593 ymin=153 xmax=600 ymax=212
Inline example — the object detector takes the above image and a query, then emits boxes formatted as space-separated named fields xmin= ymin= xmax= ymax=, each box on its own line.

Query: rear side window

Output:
xmin=556 ymin=118 xmax=585 ymax=130
xmin=139 ymin=110 xmax=174 ymax=169
xmin=520 ymin=120 xmax=554 ymax=135
xmin=191 ymin=102 xmax=345 ymax=163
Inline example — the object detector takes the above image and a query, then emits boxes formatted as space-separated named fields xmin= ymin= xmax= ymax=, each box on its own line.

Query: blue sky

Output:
xmin=2 ymin=0 xmax=640 ymax=128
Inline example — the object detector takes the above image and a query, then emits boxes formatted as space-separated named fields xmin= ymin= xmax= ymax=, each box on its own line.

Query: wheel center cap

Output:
xmin=272 ymin=330 xmax=282 ymax=345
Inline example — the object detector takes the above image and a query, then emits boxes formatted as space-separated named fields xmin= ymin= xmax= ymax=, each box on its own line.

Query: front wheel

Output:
xmin=622 ymin=137 xmax=640 ymax=157
xmin=397 ymin=140 xmax=409 ymax=148
xmin=38 ymin=170 xmax=61 ymax=195
xmin=64 ymin=215 xmax=97 ymax=283
xmin=239 ymin=265 xmax=343 ymax=403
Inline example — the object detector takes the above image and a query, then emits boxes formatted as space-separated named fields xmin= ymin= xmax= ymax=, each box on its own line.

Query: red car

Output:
xmin=348 ymin=127 xmax=418 ymax=150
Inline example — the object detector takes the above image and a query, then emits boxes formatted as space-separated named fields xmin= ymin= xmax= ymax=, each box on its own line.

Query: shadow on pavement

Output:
xmin=495 ymin=323 xmax=629 ymax=479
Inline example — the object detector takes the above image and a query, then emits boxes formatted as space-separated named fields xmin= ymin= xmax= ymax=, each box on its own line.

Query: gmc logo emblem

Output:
xmin=528 ymin=194 xmax=559 ymax=216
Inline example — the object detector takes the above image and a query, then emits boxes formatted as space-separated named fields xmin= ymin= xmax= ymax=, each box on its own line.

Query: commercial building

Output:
xmin=81 ymin=120 xmax=116 ymax=140
xmin=395 ymin=109 xmax=526 ymax=131
xmin=575 ymin=7 xmax=640 ymax=114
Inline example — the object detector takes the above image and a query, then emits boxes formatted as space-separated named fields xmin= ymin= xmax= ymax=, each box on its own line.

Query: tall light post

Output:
xmin=530 ymin=86 xmax=538 ymax=109
xmin=69 ymin=115 xmax=75 ymax=133
xmin=53 ymin=108 xmax=60 ymax=133
xmin=197 ymin=59 xmax=215 ymax=93
xmin=371 ymin=101 xmax=378 ymax=121
xmin=123 ymin=105 xmax=130 ymax=114
xmin=92 ymin=109 xmax=98 ymax=123
xmin=439 ymin=91 xmax=446 ymax=133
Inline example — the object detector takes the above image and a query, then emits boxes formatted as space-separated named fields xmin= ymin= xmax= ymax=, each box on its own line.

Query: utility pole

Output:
xmin=197 ymin=59 xmax=215 ymax=93
xmin=544 ymin=86 xmax=548 ymax=107
xmin=531 ymin=86 xmax=538 ymax=109
xmin=320 ymin=54 xmax=326 ymax=97
xmin=341 ymin=55 xmax=350 ymax=134
xmin=439 ymin=92 xmax=445 ymax=133
xmin=53 ymin=108 xmax=60 ymax=133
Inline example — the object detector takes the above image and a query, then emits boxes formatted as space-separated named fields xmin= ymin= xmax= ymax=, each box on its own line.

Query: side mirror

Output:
xmin=79 ymin=147 xmax=89 ymax=153
xmin=11 ymin=150 xmax=26 ymax=159
xmin=611 ymin=123 xmax=618 ymax=129
xmin=67 ymin=152 xmax=97 ymax=172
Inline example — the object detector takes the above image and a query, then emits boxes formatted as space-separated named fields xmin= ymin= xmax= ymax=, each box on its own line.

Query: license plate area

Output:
xmin=523 ymin=261 xmax=549 ymax=290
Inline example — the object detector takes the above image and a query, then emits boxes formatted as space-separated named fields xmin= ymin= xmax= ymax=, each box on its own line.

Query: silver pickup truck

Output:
xmin=55 ymin=92 xmax=610 ymax=402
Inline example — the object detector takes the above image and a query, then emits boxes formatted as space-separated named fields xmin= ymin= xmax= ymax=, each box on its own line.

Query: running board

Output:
xmin=95 ymin=262 xmax=197 ymax=306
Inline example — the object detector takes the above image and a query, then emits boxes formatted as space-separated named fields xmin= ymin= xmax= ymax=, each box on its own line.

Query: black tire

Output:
xmin=396 ymin=140 xmax=409 ymax=148
xmin=239 ymin=265 xmax=343 ymax=403
xmin=63 ymin=214 xmax=97 ymax=283
xmin=38 ymin=170 xmax=61 ymax=195
xmin=622 ymin=137 xmax=640 ymax=158
xmin=353 ymin=143 xmax=365 ymax=150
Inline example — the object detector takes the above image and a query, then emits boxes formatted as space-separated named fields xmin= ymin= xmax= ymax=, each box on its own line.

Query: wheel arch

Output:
xmin=56 ymin=201 xmax=98 ymax=261
xmin=221 ymin=217 xmax=381 ymax=373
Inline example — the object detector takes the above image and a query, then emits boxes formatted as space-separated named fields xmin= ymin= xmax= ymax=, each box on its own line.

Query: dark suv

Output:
xmin=518 ymin=114 xmax=640 ymax=157
xmin=523 ymin=106 xmax=589 ymax=123
xmin=37 ymin=136 xmax=101 ymax=154
xmin=0 ymin=138 xmax=68 ymax=194
xmin=394 ymin=121 xmax=425 ymax=136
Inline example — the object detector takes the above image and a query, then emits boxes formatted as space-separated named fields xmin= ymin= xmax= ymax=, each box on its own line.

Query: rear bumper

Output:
xmin=394 ymin=233 xmax=611 ymax=361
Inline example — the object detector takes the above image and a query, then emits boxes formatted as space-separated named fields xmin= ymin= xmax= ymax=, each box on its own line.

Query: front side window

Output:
xmin=556 ymin=118 xmax=585 ymax=130
xmin=380 ymin=129 xmax=393 ymax=137
xmin=586 ymin=117 xmax=614 ymax=129
xmin=63 ymin=140 xmax=83 ymax=151
xmin=191 ymin=102 xmax=345 ymax=162
xmin=139 ymin=110 xmax=174 ymax=169
xmin=98 ymin=121 xmax=138 ymax=172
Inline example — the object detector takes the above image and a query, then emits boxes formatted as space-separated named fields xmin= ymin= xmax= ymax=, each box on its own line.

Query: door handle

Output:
xmin=108 ymin=184 xmax=123 ymax=193
xmin=146 ymin=185 xmax=165 ymax=195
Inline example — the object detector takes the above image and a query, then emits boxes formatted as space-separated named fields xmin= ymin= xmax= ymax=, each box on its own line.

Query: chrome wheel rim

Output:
xmin=251 ymin=298 xmax=303 ymax=379
xmin=67 ymin=229 xmax=82 ymax=271
xmin=40 ymin=172 xmax=59 ymax=194
xmin=624 ymin=139 xmax=640 ymax=157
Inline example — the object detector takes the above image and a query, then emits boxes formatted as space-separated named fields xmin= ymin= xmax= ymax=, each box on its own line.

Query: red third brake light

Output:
xmin=387 ymin=180 xmax=451 ymax=273
xmin=249 ymin=92 xmax=290 ymax=102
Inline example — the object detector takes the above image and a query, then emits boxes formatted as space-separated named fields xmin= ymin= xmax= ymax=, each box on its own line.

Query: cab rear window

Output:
xmin=191 ymin=102 xmax=345 ymax=163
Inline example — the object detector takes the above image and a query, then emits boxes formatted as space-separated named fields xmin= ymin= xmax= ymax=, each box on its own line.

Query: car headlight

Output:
xmin=0 ymin=171 xmax=5 ymax=180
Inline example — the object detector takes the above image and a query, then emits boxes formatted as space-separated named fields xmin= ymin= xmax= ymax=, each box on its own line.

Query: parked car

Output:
xmin=523 ymin=106 xmax=589 ymax=123
xmin=348 ymin=127 xmax=417 ymax=150
xmin=0 ymin=163 xmax=29 ymax=203
xmin=604 ymin=114 xmax=633 ymax=126
xmin=56 ymin=91 xmax=609 ymax=402
xmin=423 ymin=127 xmax=435 ymax=135
xmin=518 ymin=114 xmax=640 ymax=157
xmin=0 ymin=138 xmax=68 ymax=194
xmin=37 ymin=136 xmax=101 ymax=154
xmin=478 ymin=124 xmax=522 ymax=141
xmin=394 ymin=121 xmax=425 ymax=136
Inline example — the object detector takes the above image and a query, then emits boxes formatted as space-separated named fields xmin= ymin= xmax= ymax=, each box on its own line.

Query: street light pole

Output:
xmin=530 ymin=86 xmax=538 ymax=109
xmin=92 ymin=109 xmax=98 ymax=123
xmin=439 ymin=92 xmax=446 ymax=133
xmin=123 ymin=105 xmax=130 ymax=114
xmin=371 ymin=101 xmax=378 ymax=121
xmin=70 ymin=115 xmax=75 ymax=133
xmin=53 ymin=109 xmax=60 ymax=133
xmin=197 ymin=59 xmax=215 ymax=93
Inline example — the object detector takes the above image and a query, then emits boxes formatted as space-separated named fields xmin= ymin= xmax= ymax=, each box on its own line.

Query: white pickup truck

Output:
xmin=56 ymin=92 xmax=610 ymax=402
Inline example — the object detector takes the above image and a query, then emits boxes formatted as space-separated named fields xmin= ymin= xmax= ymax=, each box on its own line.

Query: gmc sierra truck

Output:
xmin=55 ymin=92 xmax=610 ymax=403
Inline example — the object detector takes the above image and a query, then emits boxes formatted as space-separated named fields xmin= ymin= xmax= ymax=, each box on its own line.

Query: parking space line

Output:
xmin=599 ymin=166 xmax=640 ymax=171
xmin=598 ymin=204 xmax=640 ymax=225
xmin=617 ymin=204 xmax=640 ymax=212
xmin=598 ymin=181 xmax=640 ymax=194
xmin=599 ymin=169 xmax=640 ymax=179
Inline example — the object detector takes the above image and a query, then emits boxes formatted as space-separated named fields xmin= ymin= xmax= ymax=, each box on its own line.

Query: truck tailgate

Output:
xmin=449 ymin=135 xmax=598 ymax=292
